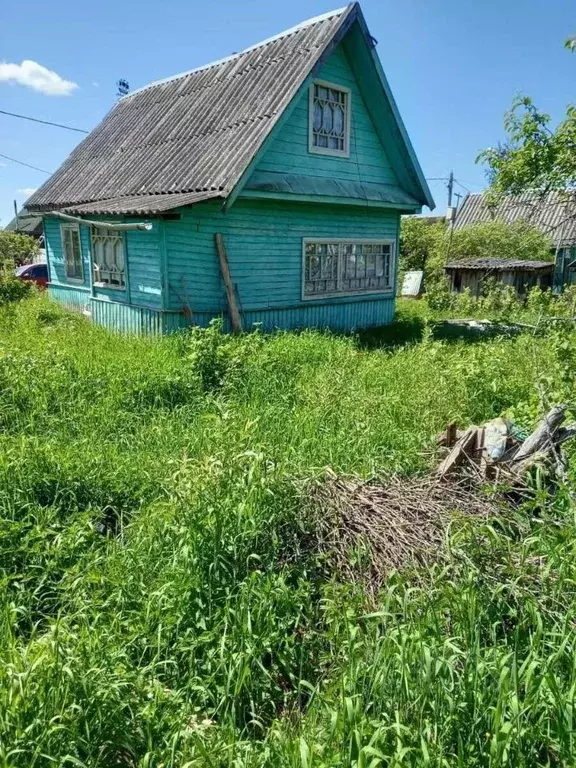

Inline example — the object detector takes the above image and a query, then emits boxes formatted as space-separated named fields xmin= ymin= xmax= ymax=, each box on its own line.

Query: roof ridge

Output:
xmin=124 ymin=5 xmax=351 ymax=99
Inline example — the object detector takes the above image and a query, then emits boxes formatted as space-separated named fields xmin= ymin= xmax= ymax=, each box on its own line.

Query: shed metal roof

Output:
xmin=455 ymin=192 xmax=576 ymax=248
xmin=4 ymin=209 xmax=43 ymax=237
xmin=445 ymin=258 xmax=554 ymax=272
xmin=25 ymin=3 xmax=433 ymax=216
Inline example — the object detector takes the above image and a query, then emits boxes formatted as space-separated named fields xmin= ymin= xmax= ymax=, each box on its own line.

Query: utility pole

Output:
xmin=445 ymin=171 xmax=456 ymax=227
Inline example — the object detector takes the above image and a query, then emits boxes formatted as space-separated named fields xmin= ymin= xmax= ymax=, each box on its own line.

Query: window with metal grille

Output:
xmin=61 ymin=224 xmax=83 ymax=281
xmin=303 ymin=240 xmax=394 ymax=299
xmin=309 ymin=81 xmax=350 ymax=157
xmin=91 ymin=228 xmax=126 ymax=288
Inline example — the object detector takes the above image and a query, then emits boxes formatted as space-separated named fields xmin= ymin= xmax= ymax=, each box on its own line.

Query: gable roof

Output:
xmin=455 ymin=191 xmax=576 ymax=248
xmin=26 ymin=3 xmax=433 ymax=216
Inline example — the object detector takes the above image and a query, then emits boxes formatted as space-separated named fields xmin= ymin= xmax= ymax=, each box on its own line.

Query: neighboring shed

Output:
xmin=24 ymin=3 xmax=434 ymax=334
xmin=445 ymin=258 xmax=554 ymax=298
xmin=4 ymin=209 xmax=44 ymax=240
xmin=455 ymin=192 xmax=576 ymax=291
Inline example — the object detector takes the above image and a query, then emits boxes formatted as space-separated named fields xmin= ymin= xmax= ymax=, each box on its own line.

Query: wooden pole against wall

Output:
xmin=215 ymin=233 xmax=243 ymax=333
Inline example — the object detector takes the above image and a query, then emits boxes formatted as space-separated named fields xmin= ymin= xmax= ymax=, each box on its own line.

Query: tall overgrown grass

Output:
xmin=1 ymin=296 xmax=576 ymax=766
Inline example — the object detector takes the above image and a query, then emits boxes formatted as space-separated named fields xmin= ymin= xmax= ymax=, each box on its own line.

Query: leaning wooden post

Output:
xmin=512 ymin=405 xmax=566 ymax=462
xmin=215 ymin=233 xmax=243 ymax=333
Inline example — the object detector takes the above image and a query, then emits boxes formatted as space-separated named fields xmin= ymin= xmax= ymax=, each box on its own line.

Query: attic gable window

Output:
xmin=91 ymin=227 xmax=126 ymax=289
xmin=309 ymin=81 xmax=351 ymax=157
xmin=303 ymin=239 xmax=395 ymax=299
xmin=61 ymin=223 xmax=84 ymax=281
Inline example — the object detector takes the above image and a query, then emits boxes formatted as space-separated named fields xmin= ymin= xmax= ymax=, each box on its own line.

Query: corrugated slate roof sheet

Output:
xmin=455 ymin=192 xmax=576 ymax=248
xmin=4 ymin=209 xmax=43 ymax=237
xmin=26 ymin=7 xmax=352 ymax=215
xmin=62 ymin=191 xmax=222 ymax=215
xmin=445 ymin=258 xmax=554 ymax=272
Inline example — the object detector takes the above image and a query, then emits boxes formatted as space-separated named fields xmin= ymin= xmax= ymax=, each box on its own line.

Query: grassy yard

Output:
xmin=1 ymin=296 xmax=576 ymax=766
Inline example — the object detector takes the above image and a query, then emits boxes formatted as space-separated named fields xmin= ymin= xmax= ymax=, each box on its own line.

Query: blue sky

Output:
xmin=0 ymin=0 xmax=574 ymax=226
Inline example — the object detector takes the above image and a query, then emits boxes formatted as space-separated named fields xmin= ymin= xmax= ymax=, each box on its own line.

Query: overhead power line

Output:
xmin=0 ymin=152 xmax=51 ymax=174
xmin=0 ymin=109 xmax=89 ymax=134
xmin=454 ymin=179 xmax=471 ymax=194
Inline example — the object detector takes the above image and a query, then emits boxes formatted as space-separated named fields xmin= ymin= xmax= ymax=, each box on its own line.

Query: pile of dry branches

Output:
xmin=305 ymin=405 xmax=576 ymax=591
xmin=306 ymin=472 xmax=501 ymax=591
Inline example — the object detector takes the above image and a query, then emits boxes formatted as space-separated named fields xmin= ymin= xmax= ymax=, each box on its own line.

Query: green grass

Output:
xmin=1 ymin=296 xmax=576 ymax=766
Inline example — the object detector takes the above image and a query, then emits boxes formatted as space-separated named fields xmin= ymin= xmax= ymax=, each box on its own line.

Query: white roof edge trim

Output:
xmin=124 ymin=5 xmax=350 ymax=99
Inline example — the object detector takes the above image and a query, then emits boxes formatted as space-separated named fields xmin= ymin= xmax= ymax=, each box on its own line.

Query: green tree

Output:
xmin=0 ymin=231 xmax=39 ymax=269
xmin=448 ymin=220 xmax=552 ymax=263
xmin=401 ymin=217 xmax=552 ymax=289
xmin=478 ymin=27 xmax=575 ymax=200
xmin=399 ymin=217 xmax=446 ymax=271
xmin=478 ymin=96 xmax=576 ymax=203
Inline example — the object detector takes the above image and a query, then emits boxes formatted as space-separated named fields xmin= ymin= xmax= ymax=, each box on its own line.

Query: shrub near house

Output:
xmin=0 ymin=231 xmax=39 ymax=304
xmin=0 ymin=230 xmax=39 ymax=268
xmin=400 ymin=217 xmax=553 ymax=288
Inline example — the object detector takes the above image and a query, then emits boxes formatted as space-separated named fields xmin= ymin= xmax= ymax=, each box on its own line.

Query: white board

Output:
xmin=401 ymin=270 xmax=424 ymax=297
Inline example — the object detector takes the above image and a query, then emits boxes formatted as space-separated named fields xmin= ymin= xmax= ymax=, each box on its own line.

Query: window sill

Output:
xmin=302 ymin=288 xmax=393 ymax=301
xmin=65 ymin=276 xmax=85 ymax=284
xmin=308 ymin=146 xmax=350 ymax=159
xmin=93 ymin=282 xmax=126 ymax=291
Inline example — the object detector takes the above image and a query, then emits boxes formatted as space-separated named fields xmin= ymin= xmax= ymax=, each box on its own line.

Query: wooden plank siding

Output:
xmin=249 ymin=43 xmax=400 ymax=189
xmin=48 ymin=283 xmax=91 ymax=312
xmin=447 ymin=267 xmax=553 ymax=298
xmin=164 ymin=197 xmax=399 ymax=330
xmin=44 ymin=216 xmax=164 ymax=312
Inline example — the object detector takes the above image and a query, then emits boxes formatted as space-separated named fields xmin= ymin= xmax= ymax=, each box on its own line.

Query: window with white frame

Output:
xmin=309 ymin=81 xmax=350 ymax=156
xmin=303 ymin=240 xmax=394 ymax=298
xmin=91 ymin=227 xmax=126 ymax=288
xmin=61 ymin=224 xmax=83 ymax=281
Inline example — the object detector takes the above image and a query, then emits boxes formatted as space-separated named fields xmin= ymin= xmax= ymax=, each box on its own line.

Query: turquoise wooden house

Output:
xmin=26 ymin=3 xmax=433 ymax=333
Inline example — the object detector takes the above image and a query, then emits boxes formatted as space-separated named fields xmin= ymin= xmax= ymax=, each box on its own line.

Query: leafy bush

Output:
xmin=0 ymin=271 xmax=34 ymax=304
xmin=448 ymin=219 xmax=553 ymax=263
xmin=400 ymin=216 xmax=554 ymax=291
xmin=477 ymin=278 xmax=521 ymax=318
xmin=399 ymin=216 xmax=446 ymax=272
xmin=183 ymin=318 xmax=263 ymax=392
xmin=0 ymin=231 xmax=39 ymax=306
xmin=0 ymin=230 xmax=39 ymax=268
xmin=425 ymin=274 xmax=454 ymax=310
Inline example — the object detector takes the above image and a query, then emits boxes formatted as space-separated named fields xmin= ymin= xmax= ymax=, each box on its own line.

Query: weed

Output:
xmin=1 ymin=295 xmax=576 ymax=765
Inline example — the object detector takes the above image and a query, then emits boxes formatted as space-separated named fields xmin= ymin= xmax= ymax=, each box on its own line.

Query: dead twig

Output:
xmin=305 ymin=472 xmax=501 ymax=594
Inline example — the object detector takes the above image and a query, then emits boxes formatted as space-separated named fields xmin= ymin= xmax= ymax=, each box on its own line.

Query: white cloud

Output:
xmin=92 ymin=81 xmax=100 ymax=88
xmin=0 ymin=59 xmax=77 ymax=96
xmin=17 ymin=187 xmax=37 ymax=196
